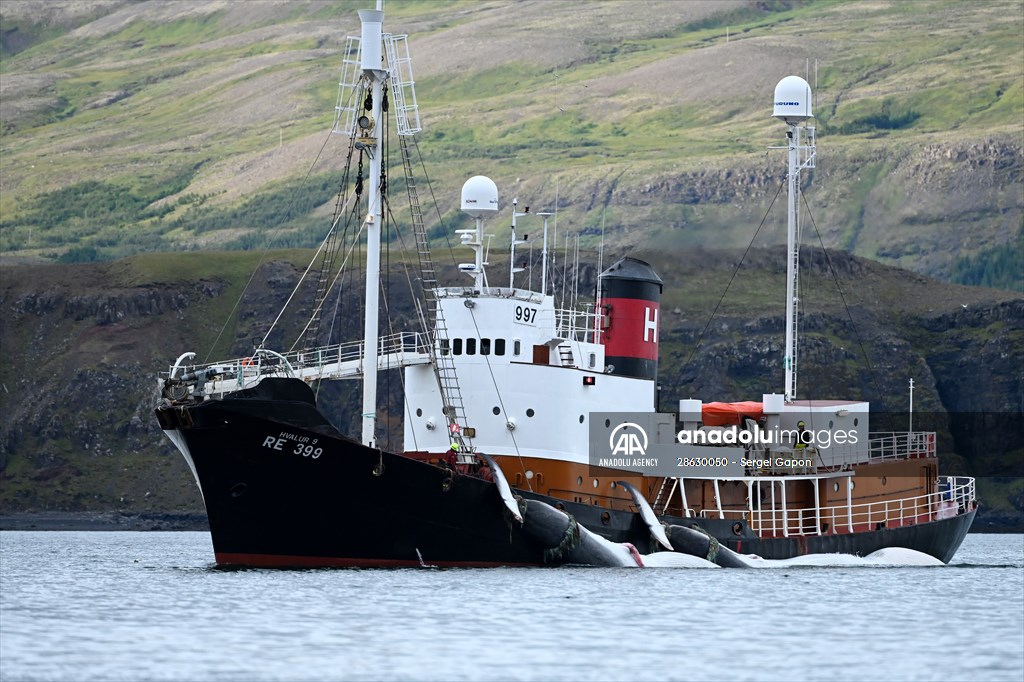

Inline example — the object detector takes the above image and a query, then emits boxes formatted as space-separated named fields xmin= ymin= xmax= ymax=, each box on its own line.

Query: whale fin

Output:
xmin=477 ymin=452 xmax=522 ymax=523
xmin=616 ymin=480 xmax=672 ymax=550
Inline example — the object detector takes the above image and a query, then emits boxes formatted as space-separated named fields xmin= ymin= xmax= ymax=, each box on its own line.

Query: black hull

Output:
xmin=156 ymin=379 xmax=975 ymax=567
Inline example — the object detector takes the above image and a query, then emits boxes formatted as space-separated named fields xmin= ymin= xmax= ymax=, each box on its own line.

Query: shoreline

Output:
xmin=0 ymin=511 xmax=1018 ymax=533
xmin=0 ymin=512 xmax=209 ymax=531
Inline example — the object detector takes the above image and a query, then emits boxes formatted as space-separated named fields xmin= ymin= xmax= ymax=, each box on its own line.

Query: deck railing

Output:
xmin=555 ymin=307 xmax=600 ymax=344
xmin=700 ymin=476 xmax=976 ymax=537
xmin=868 ymin=432 xmax=936 ymax=460
xmin=163 ymin=331 xmax=432 ymax=397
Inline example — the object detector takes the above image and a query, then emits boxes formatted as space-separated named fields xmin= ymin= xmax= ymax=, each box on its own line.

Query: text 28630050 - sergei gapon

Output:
xmin=676 ymin=456 xmax=814 ymax=469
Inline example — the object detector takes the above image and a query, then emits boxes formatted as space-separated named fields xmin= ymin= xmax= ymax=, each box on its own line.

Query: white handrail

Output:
xmin=162 ymin=332 xmax=433 ymax=400
xmin=700 ymin=476 xmax=976 ymax=537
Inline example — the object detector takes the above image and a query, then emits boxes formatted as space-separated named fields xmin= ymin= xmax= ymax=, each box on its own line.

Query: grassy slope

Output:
xmin=0 ymin=0 xmax=1021 ymax=285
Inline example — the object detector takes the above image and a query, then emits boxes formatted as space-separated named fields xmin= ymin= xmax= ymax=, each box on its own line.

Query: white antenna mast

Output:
xmin=509 ymin=198 xmax=528 ymax=288
xmin=536 ymin=208 xmax=552 ymax=290
xmin=537 ymin=212 xmax=553 ymax=295
xmin=460 ymin=176 xmax=499 ymax=291
xmin=560 ymin=236 xmax=569 ymax=308
xmin=552 ymin=178 xmax=559 ymax=258
xmin=772 ymin=75 xmax=816 ymax=403
xmin=528 ymin=240 xmax=534 ymax=290
xmin=572 ymin=234 xmax=580 ymax=314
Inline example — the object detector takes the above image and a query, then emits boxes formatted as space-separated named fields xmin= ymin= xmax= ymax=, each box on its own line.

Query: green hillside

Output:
xmin=1 ymin=0 xmax=1021 ymax=289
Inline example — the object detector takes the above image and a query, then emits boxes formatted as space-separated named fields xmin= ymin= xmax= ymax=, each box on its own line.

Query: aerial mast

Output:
xmin=459 ymin=176 xmax=499 ymax=291
xmin=772 ymin=75 xmax=816 ymax=403
xmin=509 ymin=199 xmax=528 ymax=288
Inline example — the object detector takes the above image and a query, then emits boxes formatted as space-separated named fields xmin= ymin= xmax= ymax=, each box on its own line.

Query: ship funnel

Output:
xmin=461 ymin=176 xmax=499 ymax=218
xmin=773 ymin=75 xmax=813 ymax=124
xmin=598 ymin=258 xmax=663 ymax=381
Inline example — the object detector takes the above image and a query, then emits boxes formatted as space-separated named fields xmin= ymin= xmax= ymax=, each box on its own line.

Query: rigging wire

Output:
xmin=465 ymin=304 xmax=533 ymax=492
xmin=410 ymin=137 xmax=460 ymax=268
xmin=202 ymin=122 xmax=343 ymax=363
xmin=801 ymin=192 xmax=896 ymax=422
xmin=262 ymin=193 xmax=358 ymax=349
xmin=665 ymin=179 xmax=787 ymax=409
xmin=329 ymin=197 xmax=363 ymax=347
xmin=382 ymin=98 xmax=392 ymax=450
xmin=381 ymin=194 xmax=432 ymax=453
xmin=304 ymin=79 xmax=365 ymax=351
xmin=286 ymin=220 xmax=367 ymax=355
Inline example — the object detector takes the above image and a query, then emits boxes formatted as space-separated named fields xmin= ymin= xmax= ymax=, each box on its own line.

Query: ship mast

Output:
xmin=359 ymin=6 xmax=386 ymax=447
xmin=772 ymin=76 xmax=816 ymax=402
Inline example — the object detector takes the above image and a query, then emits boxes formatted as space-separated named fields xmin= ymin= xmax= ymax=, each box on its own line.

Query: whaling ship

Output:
xmin=155 ymin=4 xmax=976 ymax=568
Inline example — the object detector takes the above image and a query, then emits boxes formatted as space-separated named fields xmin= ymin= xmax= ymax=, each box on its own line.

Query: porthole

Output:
xmin=604 ymin=419 xmax=611 ymax=428
xmin=526 ymin=470 xmax=534 ymax=480
xmin=833 ymin=482 xmax=840 ymax=493
xmin=579 ymin=415 xmax=585 ymax=424
xmin=610 ymin=481 xmax=616 ymax=489
xmin=416 ymin=408 xmax=423 ymax=417
xmin=592 ymin=479 xmax=599 ymax=488
xmin=526 ymin=408 xmax=535 ymax=418
xmin=854 ymin=418 xmax=859 ymax=427
xmin=492 ymin=406 xmax=500 ymax=415
xmin=881 ymin=476 xmax=887 ymax=486
xmin=829 ymin=420 xmax=834 ymax=429
xmin=849 ymin=479 xmax=856 ymax=490
xmin=577 ymin=476 xmax=583 ymax=486
xmin=601 ymin=511 xmax=611 ymax=526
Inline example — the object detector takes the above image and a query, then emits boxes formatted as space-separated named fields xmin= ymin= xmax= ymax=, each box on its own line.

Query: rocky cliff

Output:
xmin=0 ymin=248 xmax=1021 ymax=528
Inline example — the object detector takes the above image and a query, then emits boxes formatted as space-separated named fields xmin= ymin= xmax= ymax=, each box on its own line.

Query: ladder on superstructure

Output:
xmin=652 ymin=477 xmax=678 ymax=515
xmin=398 ymin=134 xmax=471 ymax=454
xmin=385 ymin=31 xmax=471 ymax=454
xmin=328 ymin=30 xmax=471 ymax=453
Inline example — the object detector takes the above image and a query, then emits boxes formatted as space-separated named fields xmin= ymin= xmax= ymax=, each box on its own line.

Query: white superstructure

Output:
xmin=402 ymin=286 xmax=655 ymax=462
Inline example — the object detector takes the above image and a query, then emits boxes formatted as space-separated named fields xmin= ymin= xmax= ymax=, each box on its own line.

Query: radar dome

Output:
xmin=773 ymin=76 xmax=813 ymax=124
xmin=461 ymin=176 xmax=499 ymax=217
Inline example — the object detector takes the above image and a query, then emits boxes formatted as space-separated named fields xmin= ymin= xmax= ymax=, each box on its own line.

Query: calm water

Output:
xmin=1 ymin=532 xmax=1021 ymax=682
